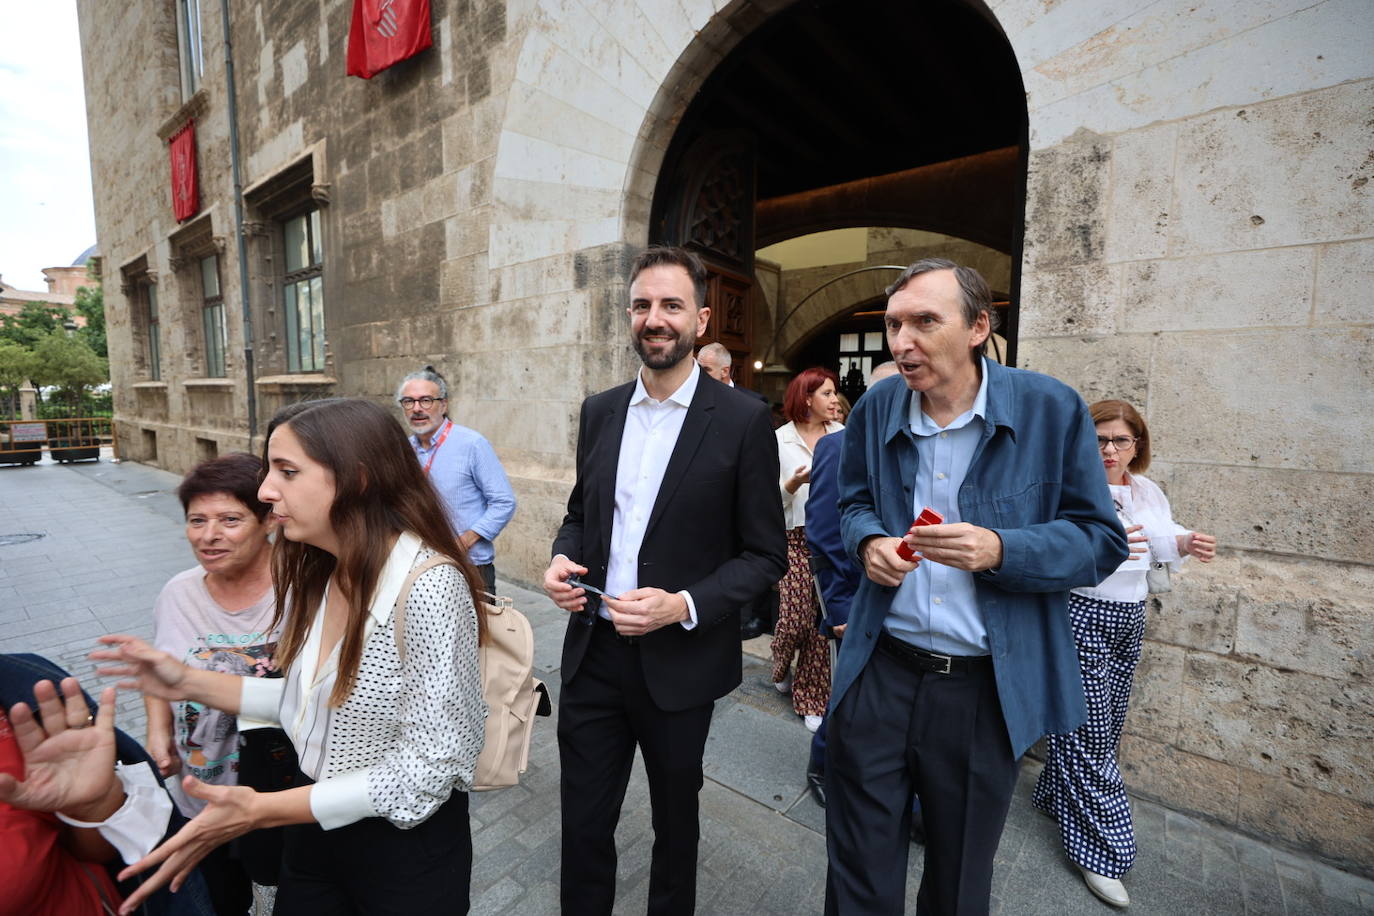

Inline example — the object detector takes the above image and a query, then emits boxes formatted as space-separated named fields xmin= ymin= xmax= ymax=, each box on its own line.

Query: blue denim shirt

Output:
xmin=411 ymin=420 xmax=517 ymax=567
xmin=835 ymin=362 xmax=1129 ymax=757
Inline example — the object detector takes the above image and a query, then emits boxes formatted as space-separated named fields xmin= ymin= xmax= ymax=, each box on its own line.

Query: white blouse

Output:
xmin=776 ymin=420 xmax=844 ymax=530
xmin=1074 ymin=474 xmax=1191 ymax=603
xmin=239 ymin=531 xmax=486 ymax=830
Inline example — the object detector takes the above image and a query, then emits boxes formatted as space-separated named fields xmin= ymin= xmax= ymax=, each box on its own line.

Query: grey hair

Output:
xmin=885 ymin=258 xmax=999 ymax=359
xmin=698 ymin=342 xmax=732 ymax=367
xmin=395 ymin=365 xmax=449 ymax=402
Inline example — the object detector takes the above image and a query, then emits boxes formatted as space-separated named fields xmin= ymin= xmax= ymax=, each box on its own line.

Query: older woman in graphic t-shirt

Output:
xmin=146 ymin=453 xmax=280 ymax=915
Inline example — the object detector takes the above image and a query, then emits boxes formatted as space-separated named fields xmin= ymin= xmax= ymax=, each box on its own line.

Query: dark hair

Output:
xmin=629 ymin=245 xmax=709 ymax=312
xmin=177 ymin=453 xmax=271 ymax=521
xmin=783 ymin=367 xmax=840 ymax=424
xmin=1089 ymin=399 xmax=1152 ymax=474
xmin=885 ymin=258 xmax=999 ymax=361
xmin=262 ymin=398 xmax=486 ymax=706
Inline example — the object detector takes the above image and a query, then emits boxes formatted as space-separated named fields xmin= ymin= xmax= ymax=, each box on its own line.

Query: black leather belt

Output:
xmin=877 ymin=631 xmax=991 ymax=675
xmin=594 ymin=613 xmax=639 ymax=645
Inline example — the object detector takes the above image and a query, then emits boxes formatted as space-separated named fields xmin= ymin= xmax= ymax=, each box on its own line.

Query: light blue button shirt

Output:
xmin=411 ymin=419 xmax=516 ymax=567
xmin=884 ymin=359 xmax=991 ymax=656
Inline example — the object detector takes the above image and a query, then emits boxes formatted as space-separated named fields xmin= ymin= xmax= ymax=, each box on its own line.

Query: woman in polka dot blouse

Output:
xmin=1031 ymin=399 xmax=1216 ymax=909
xmin=96 ymin=398 xmax=489 ymax=914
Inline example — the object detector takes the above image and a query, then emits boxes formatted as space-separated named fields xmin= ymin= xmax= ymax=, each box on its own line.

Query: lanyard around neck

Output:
xmin=420 ymin=419 xmax=453 ymax=475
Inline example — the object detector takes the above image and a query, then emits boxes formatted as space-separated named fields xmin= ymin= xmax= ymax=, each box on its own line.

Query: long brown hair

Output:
xmin=262 ymin=398 xmax=486 ymax=706
xmin=1089 ymin=399 xmax=1151 ymax=474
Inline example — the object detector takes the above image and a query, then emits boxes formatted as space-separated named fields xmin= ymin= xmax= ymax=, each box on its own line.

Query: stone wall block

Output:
xmin=1121 ymin=248 xmax=1313 ymax=333
xmin=1171 ymin=80 xmax=1374 ymax=255
xmin=1230 ymin=557 xmax=1374 ymax=681
xmin=442 ymin=94 xmax=504 ymax=172
xmin=1104 ymin=122 xmax=1176 ymax=262
xmin=1176 ymin=652 xmax=1373 ymax=805
xmin=1021 ymin=133 xmax=1111 ymax=270
xmin=1017 ymin=334 xmax=1151 ymax=408
xmin=1018 ymin=262 xmax=1121 ymax=337
xmin=1118 ymin=733 xmax=1240 ymax=825
xmin=446 ymin=208 xmax=493 ymax=261
xmin=1236 ymin=769 xmax=1374 ymax=872
xmin=1145 ymin=563 xmax=1238 ymax=655
xmin=1126 ymin=641 xmax=1185 ymax=744
xmin=1167 ymin=464 xmax=1373 ymax=566
xmin=1148 ymin=329 xmax=1374 ymax=476
xmin=1314 ymin=238 xmax=1374 ymax=325
xmin=504 ymin=82 xmax=637 ymax=164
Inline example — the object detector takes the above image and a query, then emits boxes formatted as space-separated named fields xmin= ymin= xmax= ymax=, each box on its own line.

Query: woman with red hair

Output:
xmin=771 ymin=367 xmax=844 ymax=731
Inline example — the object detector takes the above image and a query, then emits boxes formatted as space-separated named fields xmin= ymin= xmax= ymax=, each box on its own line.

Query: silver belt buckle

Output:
xmin=930 ymin=652 xmax=952 ymax=674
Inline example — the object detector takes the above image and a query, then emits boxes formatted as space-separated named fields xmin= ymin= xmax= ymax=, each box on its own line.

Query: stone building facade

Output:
xmin=77 ymin=0 xmax=1371 ymax=872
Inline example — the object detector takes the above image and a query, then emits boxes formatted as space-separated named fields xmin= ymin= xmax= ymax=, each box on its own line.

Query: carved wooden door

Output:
xmin=654 ymin=130 xmax=758 ymax=388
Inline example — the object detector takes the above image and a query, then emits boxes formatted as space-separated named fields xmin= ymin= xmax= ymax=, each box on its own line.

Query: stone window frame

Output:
xmin=119 ymin=255 xmax=162 ymax=381
xmin=242 ymin=149 xmax=333 ymax=378
xmin=169 ymin=215 xmax=230 ymax=379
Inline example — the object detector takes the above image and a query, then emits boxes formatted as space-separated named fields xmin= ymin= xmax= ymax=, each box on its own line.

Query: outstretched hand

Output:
xmin=0 ymin=678 xmax=122 ymax=822
xmin=115 ymin=777 xmax=261 ymax=913
xmin=91 ymin=635 xmax=191 ymax=701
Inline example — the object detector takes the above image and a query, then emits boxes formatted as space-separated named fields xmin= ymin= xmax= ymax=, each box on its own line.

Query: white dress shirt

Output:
xmin=1073 ymin=474 xmax=1190 ymax=603
xmin=602 ymin=365 xmax=701 ymax=628
xmin=240 ymin=531 xmax=485 ymax=829
xmin=775 ymin=419 xmax=844 ymax=529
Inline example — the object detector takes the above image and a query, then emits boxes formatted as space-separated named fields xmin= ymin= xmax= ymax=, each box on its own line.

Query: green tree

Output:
xmin=29 ymin=330 xmax=109 ymax=415
xmin=0 ymin=339 xmax=35 ymax=419
xmin=74 ymin=284 xmax=107 ymax=358
xmin=0 ymin=301 xmax=71 ymax=349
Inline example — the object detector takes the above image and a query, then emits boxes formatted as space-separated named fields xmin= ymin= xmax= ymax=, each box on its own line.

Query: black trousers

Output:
xmin=272 ymin=789 xmax=471 ymax=914
xmin=558 ymin=620 xmax=715 ymax=916
xmin=475 ymin=563 xmax=497 ymax=599
xmin=824 ymin=639 xmax=1018 ymax=916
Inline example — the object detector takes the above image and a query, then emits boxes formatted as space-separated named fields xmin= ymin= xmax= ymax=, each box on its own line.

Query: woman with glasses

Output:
xmin=1032 ymin=399 xmax=1216 ymax=909
xmin=144 ymin=453 xmax=281 ymax=914
xmin=95 ymin=398 xmax=487 ymax=913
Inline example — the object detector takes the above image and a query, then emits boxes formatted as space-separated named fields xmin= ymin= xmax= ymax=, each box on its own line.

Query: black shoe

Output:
xmin=807 ymin=768 xmax=827 ymax=808
xmin=740 ymin=617 xmax=765 ymax=640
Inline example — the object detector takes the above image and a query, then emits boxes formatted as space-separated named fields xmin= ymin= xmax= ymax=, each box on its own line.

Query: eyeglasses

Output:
xmin=1097 ymin=436 xmax=1138 ymax=452
xmin=398 ymin=396 xmax=444 ymax=409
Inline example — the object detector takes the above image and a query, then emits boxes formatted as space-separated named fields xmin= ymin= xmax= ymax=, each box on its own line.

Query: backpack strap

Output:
xmin=390 ymin=555 xmax=459 ymax=662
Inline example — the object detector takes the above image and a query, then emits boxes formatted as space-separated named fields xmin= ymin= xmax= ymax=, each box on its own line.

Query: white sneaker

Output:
xmin=1079 ymin=867 xmax=1129 ymax=908
xmin=774 ymin=674 xmax=793 ymax=694
xmin=803 ymin=715 xmax=823 ymax=733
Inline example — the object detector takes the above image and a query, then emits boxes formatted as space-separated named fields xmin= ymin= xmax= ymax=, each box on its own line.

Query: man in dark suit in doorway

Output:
xmin=543 ymin=246 xmax=786 ymax=916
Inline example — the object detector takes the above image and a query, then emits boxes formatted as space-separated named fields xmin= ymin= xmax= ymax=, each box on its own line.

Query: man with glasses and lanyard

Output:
xmin=396 ymin=365 xmax=517 ymax=596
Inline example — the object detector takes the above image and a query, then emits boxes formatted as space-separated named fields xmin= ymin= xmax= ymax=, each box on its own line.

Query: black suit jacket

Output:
xmin=553 ymin=368 xmax=787 ymax=711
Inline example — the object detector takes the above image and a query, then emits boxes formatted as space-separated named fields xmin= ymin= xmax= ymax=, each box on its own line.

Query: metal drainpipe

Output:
xmin=219 ymin=0 xmax=257 ymax=445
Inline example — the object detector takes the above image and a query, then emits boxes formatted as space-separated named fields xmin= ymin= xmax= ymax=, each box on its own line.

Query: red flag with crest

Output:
xmin=169 ymin=121 xmax=199 ymax=222
xmin=346 ymin=0 xmax=432 ymax=79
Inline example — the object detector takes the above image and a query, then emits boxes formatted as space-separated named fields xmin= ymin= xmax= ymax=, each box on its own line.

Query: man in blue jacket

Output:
xmin=824 ymin=260 xmax=1127 ymax=915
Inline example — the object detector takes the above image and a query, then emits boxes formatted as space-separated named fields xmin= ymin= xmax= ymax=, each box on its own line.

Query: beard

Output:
xmin=632 ymin=328 xmax=696 ymax=370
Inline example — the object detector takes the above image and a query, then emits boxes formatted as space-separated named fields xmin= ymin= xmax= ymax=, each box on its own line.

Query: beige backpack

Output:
xmin=393 ymin=556 xmax=551 ymax=791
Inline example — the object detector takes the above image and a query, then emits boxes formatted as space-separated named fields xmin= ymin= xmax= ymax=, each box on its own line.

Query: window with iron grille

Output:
xmin=199 ymin=254 xmax=227 ymax=378
xmin=175 ymin=0 xmax=204 ymax=100
xmin=282 ymin=210 xmax=325 ymax=373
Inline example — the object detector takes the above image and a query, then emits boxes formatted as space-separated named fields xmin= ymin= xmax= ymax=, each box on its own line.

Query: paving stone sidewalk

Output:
xmin=2 ymin=454 xmax=1370 ymax=915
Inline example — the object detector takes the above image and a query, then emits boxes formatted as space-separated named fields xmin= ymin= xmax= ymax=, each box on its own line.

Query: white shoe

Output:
xmin=803 ymin=715 xmax=823 ymax=733
xmin=1079 ymin=867 xmax=1129 ymax=908
xmin=774 ymin=674 xmax=793 ymax=694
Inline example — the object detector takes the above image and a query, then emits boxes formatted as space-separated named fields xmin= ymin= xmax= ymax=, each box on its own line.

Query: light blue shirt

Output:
xmin=884 ymin=359 xmax=991 ymax=655
xmin=410 ymin=419 xmax=516 ymax=567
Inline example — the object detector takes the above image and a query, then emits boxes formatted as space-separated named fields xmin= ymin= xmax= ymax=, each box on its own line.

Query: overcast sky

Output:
xmin=0 ymin=1 xmax=96 ymax=291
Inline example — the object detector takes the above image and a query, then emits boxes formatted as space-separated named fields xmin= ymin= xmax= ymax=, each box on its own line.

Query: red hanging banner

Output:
xmin=346 ymin=0 xmax=432 ymax=80
xmin=169 ymin=121 xmax=199 ymax=223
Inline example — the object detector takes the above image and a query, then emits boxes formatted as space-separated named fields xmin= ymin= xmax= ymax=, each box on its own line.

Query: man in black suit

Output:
xmin=543 ymin=246 xmax=786 ymax=916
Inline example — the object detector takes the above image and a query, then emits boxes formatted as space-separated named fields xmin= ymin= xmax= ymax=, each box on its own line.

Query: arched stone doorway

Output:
xmin=640 ymin=0 xmax=1027 ymax=394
